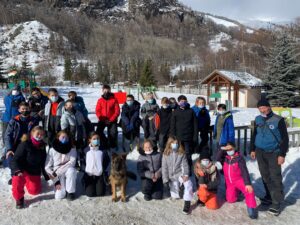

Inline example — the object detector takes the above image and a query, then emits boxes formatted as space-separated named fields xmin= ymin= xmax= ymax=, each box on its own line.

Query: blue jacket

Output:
xmin=73 ymin=96 xmax=88 ymax=118
xmin=213 ymin=111 xmax=235 ymax=146
xmin=251 ymin=112 xmax=289 ymax=157
xmin=1 ymin=93 xmax=25 ymax=123
xmin=191 ymin=105 xmax=211 ymax=130
xmin=4 ymin=115 xmax=39 ymax=151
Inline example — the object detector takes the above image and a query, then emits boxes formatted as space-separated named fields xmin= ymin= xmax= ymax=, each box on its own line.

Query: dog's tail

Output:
xmin=126 ymin=171 xmax=137 ymax=181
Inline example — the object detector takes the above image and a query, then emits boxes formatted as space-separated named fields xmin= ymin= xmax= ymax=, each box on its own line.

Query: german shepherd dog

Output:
xmin=109 ymin=153 xmax=137 ymax=202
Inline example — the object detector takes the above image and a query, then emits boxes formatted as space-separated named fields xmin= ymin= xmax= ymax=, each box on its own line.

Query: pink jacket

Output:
xmin=223 ymin=152 xmax=251 ymax=185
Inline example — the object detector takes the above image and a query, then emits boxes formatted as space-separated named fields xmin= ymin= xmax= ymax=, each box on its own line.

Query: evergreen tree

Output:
xmin=101 ymin=63 xmax=110 ymax=84
xmin=139 ymin=59 xmax=156 ymax=87
xmin=64 ymin=56 xmax=73 ymax=80
xmin=265 ymin=34 xmax=300 ymax=107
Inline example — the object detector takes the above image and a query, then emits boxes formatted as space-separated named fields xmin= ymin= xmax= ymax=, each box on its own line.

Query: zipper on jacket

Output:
xmin=228 ymin=158 xmax=233 ymax=183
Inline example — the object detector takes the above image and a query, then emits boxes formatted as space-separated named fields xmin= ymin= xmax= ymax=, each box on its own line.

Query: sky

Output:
xmin=179 ymin=0 xmax=300 ymax=22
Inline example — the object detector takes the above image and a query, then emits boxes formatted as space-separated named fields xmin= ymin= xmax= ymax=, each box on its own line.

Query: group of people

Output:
xmin=0 ymin=84 xmax=289 ymax=219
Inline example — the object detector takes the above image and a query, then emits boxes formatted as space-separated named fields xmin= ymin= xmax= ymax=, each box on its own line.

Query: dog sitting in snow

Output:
xmin=109 ymin=153 xmax=136 ymax=202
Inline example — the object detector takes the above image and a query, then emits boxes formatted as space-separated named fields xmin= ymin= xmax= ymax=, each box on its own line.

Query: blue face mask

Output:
xmin=226 ymin=150 xmax=235 ymax=156
xmin=91 ymin=139 xmax=100 ymax=146
xmin=127 ymin=101 xmax=133 ymax=106
xmin=198 ymin=105 xmax=204 ymax=109
xmin=33 ymin=136 xmax=43 ymax=142
xmin=147 ymin=99 xmax=154 ymax=104
xmin=171 ymin=143 xmax=179 ymax=151
xmin=179 ymin=102 xmax=187 ymax=108
xmin=50 ymin=96 xmax=58 ymax=102
xmin=59 ymin=137 xmax=69 ymax=144
xmin=201 ymin=159 xmax=210 ymax=167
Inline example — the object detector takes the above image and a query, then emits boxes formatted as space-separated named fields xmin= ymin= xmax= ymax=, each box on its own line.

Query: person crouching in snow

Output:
xmin=162 ymin=137 xmax=193 ymax=214
xmin=82 ymin=132 xmax=110 ymax=197
xmin=10 ymin=126 xmax=48 ymax=209
xmin=222 ymin=143 xmax=258 ymax=219
xmin=137 ymin=140 xmax=163 ymax=201
xmin=194 ymin=151 xmax=220 ymax=210
xmin=45 ymin=131 xmax=77 ymax=201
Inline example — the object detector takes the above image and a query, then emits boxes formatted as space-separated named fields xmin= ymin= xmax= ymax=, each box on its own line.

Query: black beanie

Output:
xmin=257 ymin=99 xmax=270 ymax=108
xmin=200 ymin=150 xmax=211 ymax=161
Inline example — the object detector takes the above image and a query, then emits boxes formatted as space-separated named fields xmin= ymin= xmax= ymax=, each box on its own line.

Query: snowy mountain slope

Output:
xmin=0 ymin=20 xmax=70 ymax=73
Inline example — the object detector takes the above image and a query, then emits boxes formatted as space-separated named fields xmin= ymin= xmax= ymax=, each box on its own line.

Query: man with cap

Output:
xmin=250 ymin=99 xmax=289 ymax=216
xmin=0 ymin=85 xmax=25 ymax=167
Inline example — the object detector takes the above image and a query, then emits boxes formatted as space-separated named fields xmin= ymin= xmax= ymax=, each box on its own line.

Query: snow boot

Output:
xmin=268 ymin=204 xmax=281 ymax=216
xmin=16 ymin=197 xmax=24 ymax=209
xmin=182 ymin=201 xmax=191 ymax=214
xmin=67 ymin=193 xmax=75 ymax=201
xmin=197 ymin=199 xmax=205 ymax=207
xmin=144 ymin=194 xmax=152 ymax=201
xmin=247 ymin=207 xmax=258 ymax=219
xmin=259 ymin=196 xmax=272 ymax=205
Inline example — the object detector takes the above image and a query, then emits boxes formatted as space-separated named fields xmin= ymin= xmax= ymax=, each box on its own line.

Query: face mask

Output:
xmin=127 ymin=101 xmax=133 ymax=106
xmin=171 ymin=143 xmax=179 ymax=150
xmin=147 ymin=99 xmax=154 ymax=104
xmin=162 ymin=104 xmax=169 ymax=109
xmin=91 ymin=139 xmax=100 ymax=146
xmin=198 ymin=105 xmax=204 ymax=109
xmin=21 ymin=111 xmax=30 ymax=117
xmin=33 ymin=136 xmax=43 ymax=142
xmin=201 ymin=159 xmax=210 ymax=167
xmin=66 ymin=108 xmax=74 ymax=113
xmin=226 ymin=150 xmax=235 ymax=156
xmin=179 ymin=102 xmax=187 ymax=108
xmin=145 ymin=149 xmax=153 ymax=155
xmin=12 ymin=90 xmax=19 ymax=96
xmin=59 ymin=136 xmax=69 ymax=144
xmin=170 ymin=103 xmax=176 ymax=109
xmin=260 ymin=113 xmax=267 ymax=118
xmin=218 ymin=110 xmax=225 ymax=115
xmin=50 ymin=96 xmax=58 ymax=102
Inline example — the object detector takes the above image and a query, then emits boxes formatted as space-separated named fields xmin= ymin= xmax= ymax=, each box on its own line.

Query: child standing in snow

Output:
xmin=10 ymin=126 xmax=48 ymax=209
xmin=222 ymin=143 xmax=258 ymax=219
xmin=157 ymin=97 xmax=172 ymax=152
xmin=45 ymin=131 xmax=77 ymax=201
xmin=82 ymin=132 xmax=110 ymax=197
xmin=137 ymin=140 xmax=163 ymax=201
xmin=162 ymin=137 xmax=194 ymax=214
xmin=194 ymin=151 xmax=219 ymax=210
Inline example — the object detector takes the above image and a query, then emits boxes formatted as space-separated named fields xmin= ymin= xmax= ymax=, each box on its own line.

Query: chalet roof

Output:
xmin=201 ymin=69 xmax=264 ymax=87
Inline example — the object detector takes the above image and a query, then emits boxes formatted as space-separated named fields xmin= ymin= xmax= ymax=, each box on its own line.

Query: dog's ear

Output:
xmin=121 ymin=153 xmax=128 ymax=160
xmin=112 ymin=152 xmax=118 ymax=159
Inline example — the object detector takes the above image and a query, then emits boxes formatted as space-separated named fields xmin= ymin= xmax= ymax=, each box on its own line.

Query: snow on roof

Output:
xmin=218 ymin=70 xmax=264 ymax=87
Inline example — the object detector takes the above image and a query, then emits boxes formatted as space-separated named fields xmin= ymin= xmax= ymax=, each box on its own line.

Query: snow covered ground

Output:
xmin=0 ymin=86 xmax=299 ymax=225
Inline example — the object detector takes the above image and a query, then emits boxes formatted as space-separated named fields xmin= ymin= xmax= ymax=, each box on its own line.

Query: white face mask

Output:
xmin=12 ymin=90 xmax=19 ymax=96
xmin=171 ymin=143 xmax=179 ymax=151
xmin=226 ymin=150 xmax=235 ymax=156
xmin=218 ymin=110 xmax=225 ymax=115
xmin=201 ymin=159 xmax=210 ymax=167
xmin=260 ymin=113 xmax=267 ymax=118
xmin=145 ymin=149 xmax=153 ymax=155
xmin=162 ymin=104 xmax=169 ymax=109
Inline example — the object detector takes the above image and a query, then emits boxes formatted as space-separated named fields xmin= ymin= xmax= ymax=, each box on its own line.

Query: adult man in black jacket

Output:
xmin=170 ymin=95 xmax=198 ymax=169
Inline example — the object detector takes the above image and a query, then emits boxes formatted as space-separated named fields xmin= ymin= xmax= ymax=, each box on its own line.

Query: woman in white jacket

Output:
xmin=45 ymin=131 xmax=77 ymax=200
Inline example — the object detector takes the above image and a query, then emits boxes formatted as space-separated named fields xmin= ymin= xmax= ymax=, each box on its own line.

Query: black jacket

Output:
xmin=121 ymin=100 xmax=141 ymax=136
xmin=170 ymin=106 xmax=198 ymax=142
xmin=157 ymin=107 xmax=172 ymax=135
xmin=10 ymin=140 xmax=48 ymax=177
xmin=28 ymin=95 xmax=49 ymax=114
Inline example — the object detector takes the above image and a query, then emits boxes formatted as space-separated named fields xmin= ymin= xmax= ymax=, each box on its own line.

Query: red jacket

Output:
xmin=95 ymin=93 xmax=120 ymax=122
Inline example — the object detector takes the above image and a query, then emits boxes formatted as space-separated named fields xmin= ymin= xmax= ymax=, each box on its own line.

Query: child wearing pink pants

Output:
xmin=222 ymin=143 xmax=258 ymax=219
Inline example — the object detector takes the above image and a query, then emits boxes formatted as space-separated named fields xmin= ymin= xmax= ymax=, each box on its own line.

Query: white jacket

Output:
xmin=85 ymin=145 xmax=103 ymax=176
xmin=45 ymin=147 xmax=77 ymax=177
